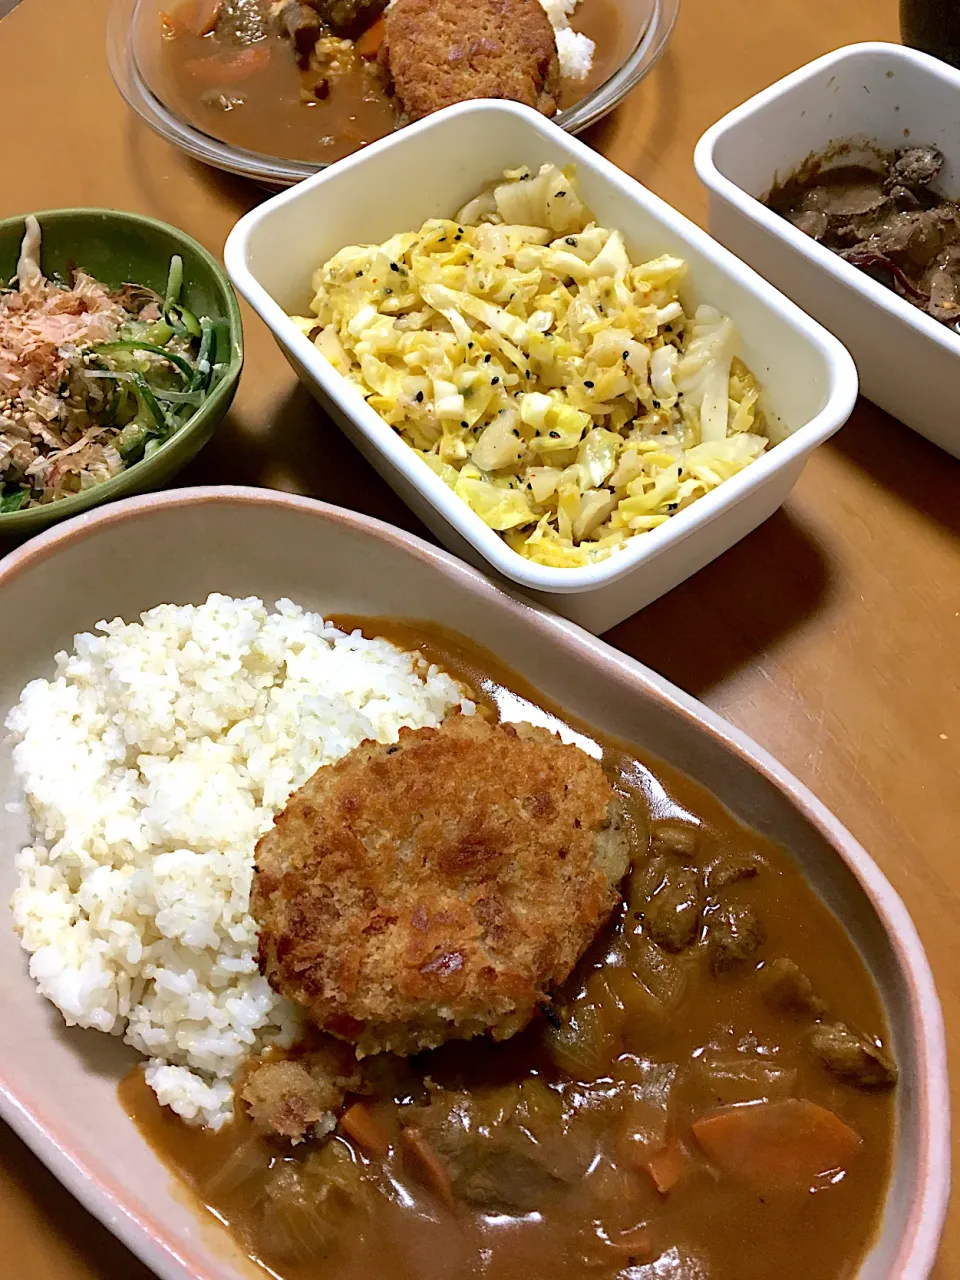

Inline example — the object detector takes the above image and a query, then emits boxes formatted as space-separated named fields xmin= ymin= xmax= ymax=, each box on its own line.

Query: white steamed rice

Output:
xmin=7 ymin=594 xmax=471 ymax=1129
xmin=539 ymin=0 xmax=595 ymax=81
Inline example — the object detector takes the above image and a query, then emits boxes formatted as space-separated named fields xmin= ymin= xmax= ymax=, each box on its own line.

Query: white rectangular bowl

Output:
xmin=695 ymin=41 xmax=960 ymax=459
xmin=225 ymin=100 xmax=857 ymax=635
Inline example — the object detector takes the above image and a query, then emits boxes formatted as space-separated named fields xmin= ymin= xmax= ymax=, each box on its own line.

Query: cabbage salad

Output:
xmin=292 ymin=165 xmax=770 ymax=568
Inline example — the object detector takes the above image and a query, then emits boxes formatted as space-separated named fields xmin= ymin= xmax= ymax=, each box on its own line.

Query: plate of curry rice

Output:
xmin=0 ymin=487 xmax=948 ymax=1280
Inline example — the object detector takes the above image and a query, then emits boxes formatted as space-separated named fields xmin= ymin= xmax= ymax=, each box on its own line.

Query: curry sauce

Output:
xmin=122 ymin=618 xmax=896 ymax=1280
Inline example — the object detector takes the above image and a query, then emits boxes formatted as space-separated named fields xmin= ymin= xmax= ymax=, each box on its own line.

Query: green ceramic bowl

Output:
xmin=0 ymin=208 xmax=243 ymax=536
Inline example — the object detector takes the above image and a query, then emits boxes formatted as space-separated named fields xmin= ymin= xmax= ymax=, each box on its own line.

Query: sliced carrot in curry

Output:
xmin=187 ymin=0 xmax=224 ymax=36
xmin=339 ymin=1101 xmax=391 ymax=1157
xmin=692 ymin=1098 xmax=862 ymax=1192
xmin=185 ymin=43 xmax=271 ymax=86
xmin=163 ymin=0 xmax=222 ymax=36
xmin=355 ymin=15 xmax=385 ymax=59
xmin=400 ymin=1125 xmax=457 ymax=1212
xmin=160 ymin=9 xmax=185 ymax=36
xmin=644 ymin=1138 xmax=688 ymax=1195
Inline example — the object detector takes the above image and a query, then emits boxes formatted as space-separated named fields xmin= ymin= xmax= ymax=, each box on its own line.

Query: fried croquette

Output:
xmin=242 ymin=1060 xmax=340 ymax=1144
xmin=378 ymin=0 xmax=561 ymax=122
xmin=242 ymin=1041 xmax=423 ymax=1142
xmin=240 ymin=1036 xmax=362 ymax=1142
xmin=252 ymin=713 xmax=630 ymax=1056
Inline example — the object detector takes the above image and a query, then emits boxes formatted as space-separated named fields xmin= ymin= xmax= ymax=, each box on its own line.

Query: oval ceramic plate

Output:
xmin=0 ymin=487 xmax=949 ymax=1279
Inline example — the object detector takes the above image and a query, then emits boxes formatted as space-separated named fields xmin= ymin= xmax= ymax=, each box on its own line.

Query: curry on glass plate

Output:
xmin=146 ymin=0 xmax=607 ymax=164
xmin=8 ymin=582 xmax=901 ymax=1280
xmin=109 ymin=0 xmax=679 ymax=180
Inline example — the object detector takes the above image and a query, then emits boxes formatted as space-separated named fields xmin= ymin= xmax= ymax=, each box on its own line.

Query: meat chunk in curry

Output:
xmin=810 ymin=1021 xmax=899 ymax=1089
xmin=759 ymin=955 xmax=827 ymax=1018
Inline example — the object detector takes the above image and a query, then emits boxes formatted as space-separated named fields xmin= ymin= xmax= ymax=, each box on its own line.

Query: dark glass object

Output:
xmin=901 ymin=0 xmax=960 ymax=70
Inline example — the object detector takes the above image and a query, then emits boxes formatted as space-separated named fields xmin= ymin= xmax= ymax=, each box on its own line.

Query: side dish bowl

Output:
xmin=0 ymin=486 xmax=950 ymax=1280
xmin=224 ymin=100 xmax=858 ymax=634
xmin=107 ymin=0 xmax=680 ymax=188
xmin=0 ymin=209 xmax=243 ymax=537
xmin=695 ymin=41 xmax=960 ymax=460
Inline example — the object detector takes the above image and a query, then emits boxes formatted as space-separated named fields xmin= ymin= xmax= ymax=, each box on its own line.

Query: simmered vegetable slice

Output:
xmin=682 ymin=1055 xmax=797 ymax=1112
xmin=643 ymin=1138 xmax=689 ymax=1194
xmin=400 ymin=1126 xmax=457 ymax=1210
xmin=692 ymin=1098 xmax=862 ymax=1191
xmin=339 ymin=1102 xmax=392 ymax=1156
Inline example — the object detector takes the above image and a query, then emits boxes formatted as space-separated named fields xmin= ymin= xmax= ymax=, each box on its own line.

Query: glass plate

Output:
xmin=108 ymin=0 xmax=679 ymax=187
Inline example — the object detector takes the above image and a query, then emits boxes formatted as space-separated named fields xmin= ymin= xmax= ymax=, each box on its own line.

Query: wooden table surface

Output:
xmin=1 ymin=0 xmax=956 ymax=1275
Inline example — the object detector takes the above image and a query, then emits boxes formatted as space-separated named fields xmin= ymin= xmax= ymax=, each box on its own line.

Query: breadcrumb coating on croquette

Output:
xmin=378 ymin=0 xmax=561 ymax=122
xmin=240 ymin=1038 xmax=364 ymax=1143
xmin=252 ymin=713 xmax=630 ymax=1056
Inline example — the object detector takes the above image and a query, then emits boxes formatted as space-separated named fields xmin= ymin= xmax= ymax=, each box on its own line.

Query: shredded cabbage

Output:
xmin=292 ymin=164 xmax=771 ymax=568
